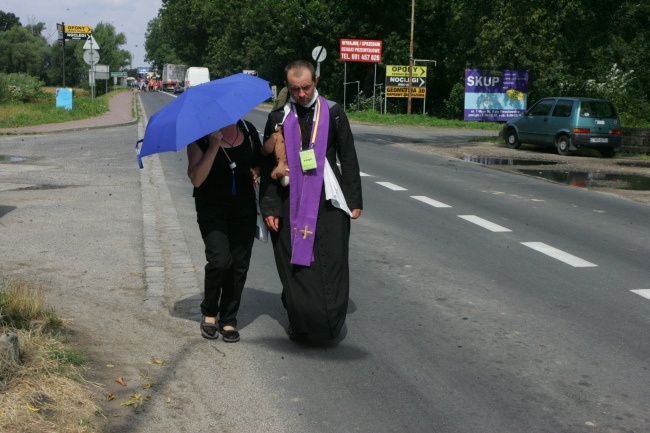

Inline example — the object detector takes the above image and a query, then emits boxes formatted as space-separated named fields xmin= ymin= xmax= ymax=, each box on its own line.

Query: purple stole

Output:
xmin=283 ymin=96 xmax=329 ymax=266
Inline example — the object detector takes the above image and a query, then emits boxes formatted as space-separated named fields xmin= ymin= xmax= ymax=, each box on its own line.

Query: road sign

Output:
xmin=385 ymin=86 xmax=426 ymax=98
xmin=386 ymin=76 xmax=426 ymax=87
xmin=83 ymin=50 xmax=100 ymax=66
xmin=386 ymin=65 xmax=427 ymax=78
xmin=312 ymin=46 xmax=327 ymax=63
xmin=65 ymin=32 xmax=91 ymax=40
xmin=83 ymin=35 xmax=100 ymax=50
xmin=64 ymin=25 xmax=91 ymax=34
xmin=110 ymin=71 xmax=128 ymax=77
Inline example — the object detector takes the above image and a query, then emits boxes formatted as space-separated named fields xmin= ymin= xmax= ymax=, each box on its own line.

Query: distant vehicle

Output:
xmin=161 ymin=64 xmax=186 ymax=92
xmin=502 ymin=97 xmax=622 ymax=157
xmin=184 ymin=67 xmax=210 ymax=90
xmin=174 ymin=83 xmax=184 ymax=94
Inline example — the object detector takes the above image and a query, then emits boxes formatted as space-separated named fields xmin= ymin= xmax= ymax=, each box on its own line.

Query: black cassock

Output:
xmin=260 ymin=100 xmax=363 ymax=340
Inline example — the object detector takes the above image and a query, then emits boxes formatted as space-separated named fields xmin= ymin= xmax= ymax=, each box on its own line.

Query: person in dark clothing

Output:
xmin=187 ymin=120 xmax=262 ymax=342
xmin=260 ymin=60 xmax=363 ymax=341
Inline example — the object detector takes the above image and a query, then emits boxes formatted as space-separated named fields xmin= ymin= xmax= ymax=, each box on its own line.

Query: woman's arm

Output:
xmin=187 ymin=131 xmax=222 ymax=188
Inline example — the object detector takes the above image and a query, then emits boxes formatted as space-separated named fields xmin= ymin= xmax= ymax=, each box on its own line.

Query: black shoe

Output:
xmin=200 ymin=317 xmax=219 ymax=340
xmin=219 ymin=326 xmax=240 ymax=343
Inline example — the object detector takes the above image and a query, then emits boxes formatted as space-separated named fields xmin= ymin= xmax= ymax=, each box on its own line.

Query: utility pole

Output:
xmin=407 ymin=0 xmax=415 ymax=114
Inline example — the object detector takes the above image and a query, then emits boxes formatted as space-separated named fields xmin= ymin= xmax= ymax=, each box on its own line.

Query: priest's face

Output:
xmin=286 ymin=68 xmax=318 ymax=106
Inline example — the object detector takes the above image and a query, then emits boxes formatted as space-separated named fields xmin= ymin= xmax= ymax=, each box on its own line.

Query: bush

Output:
xmin=0 ymin=72 xmax=46 ymax=103
xmin=443 ymin=82 xmax=465 ymax=120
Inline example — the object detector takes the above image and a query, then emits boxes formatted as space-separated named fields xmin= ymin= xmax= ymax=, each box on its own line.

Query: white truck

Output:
xmin=161 ymin=64 xmax=186 ymax=92
xmin=184 ymin=67 xmax=210 ymax=89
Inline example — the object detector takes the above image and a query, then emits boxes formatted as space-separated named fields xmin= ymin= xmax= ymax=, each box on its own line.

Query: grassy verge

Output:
xmin=0 ymin=88 xmax=111 ymax=128
xmin=0 ymin=276 xmax=100 ymax=432
xmin=346 ymin=110 xmax=503 ymax=130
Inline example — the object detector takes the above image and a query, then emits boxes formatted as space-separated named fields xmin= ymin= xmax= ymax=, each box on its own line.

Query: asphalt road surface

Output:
xmin=138 ymin=91 xmax=649 ymax=433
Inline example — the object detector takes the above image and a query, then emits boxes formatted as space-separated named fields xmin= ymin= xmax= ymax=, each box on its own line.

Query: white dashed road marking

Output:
xmin=458 ymin=215 xmax=512 ymax=232
xmin=630 ymin=289 xmax=650 ymax=300
xmin=376 ymin=182 xmax=407 ymax=191
xmin=411 ymin=196 xmax=452 ymax=208
xmin=360 ymin=171 xmax=371 ymax=177
xmin=521 ymin=242 xmax=597 ymax=267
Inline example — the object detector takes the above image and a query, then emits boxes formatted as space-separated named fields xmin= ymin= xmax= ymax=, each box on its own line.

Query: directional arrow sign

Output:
xmin=83 ymin=35 xmax=100 ymax=50
xmin=65 ymin=25 xmax=92 ymax=34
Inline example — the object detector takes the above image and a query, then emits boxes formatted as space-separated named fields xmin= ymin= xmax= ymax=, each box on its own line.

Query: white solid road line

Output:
xmin=411 ymin=196 xmax=452 ymax=208
xmin=376 ymin=182 xmax=407 ymax=191
xmin=458 ymin=215 xmax=512 ymax=232
xmin=521 ymin=242 xmax=598 ymax=267
xmin=630 ymin=289 xmax=650 ymax=300
xmin=360 ymin=171 xmax=371 ymax=177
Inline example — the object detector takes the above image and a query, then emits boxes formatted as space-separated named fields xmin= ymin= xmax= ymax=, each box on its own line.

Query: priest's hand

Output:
xmin=265 ymin=216 xmax=280 ymax=232
xmin=351 ymin=209 xmax=362 ymax=219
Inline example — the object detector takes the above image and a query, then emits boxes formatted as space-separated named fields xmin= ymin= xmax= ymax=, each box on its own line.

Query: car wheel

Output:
xmin=556 ymin=135 xmax=571 ymax=156
xmin=504 ymin=129 xmax=521 ymax=149
xmin=599 ymin=149 xmax=616 ymax=158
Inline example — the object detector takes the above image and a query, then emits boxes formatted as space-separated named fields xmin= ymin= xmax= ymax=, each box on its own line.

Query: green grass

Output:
xmin=346 ymin=110 xmax=503 ymax=130
xmin=0 ymin=90 xmax=111 ymax=128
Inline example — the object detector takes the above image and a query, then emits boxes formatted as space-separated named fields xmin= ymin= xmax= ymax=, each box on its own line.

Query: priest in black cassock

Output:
xmin=260 ymin=60 xmax=363 ymax=341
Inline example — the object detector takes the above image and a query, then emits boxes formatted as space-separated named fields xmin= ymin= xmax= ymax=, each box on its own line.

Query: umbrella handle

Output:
xmin=135 ymin=139 xmax=144 ymax=169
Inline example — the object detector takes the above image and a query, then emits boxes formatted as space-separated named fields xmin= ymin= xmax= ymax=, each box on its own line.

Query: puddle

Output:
xmin=0 ymin=155 xmax=27 ymax=163
xmin=616 ymin=160 xmax=650 ymax=168
xmin=462 ymin=157 xmax=559 ymax=166
xmin=518 ymin=169 xmax=650 ymax=191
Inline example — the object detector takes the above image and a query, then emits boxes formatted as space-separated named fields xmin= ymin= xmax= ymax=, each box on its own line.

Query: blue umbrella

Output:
xmin=137 ymin=73 xmax=273 ymax=163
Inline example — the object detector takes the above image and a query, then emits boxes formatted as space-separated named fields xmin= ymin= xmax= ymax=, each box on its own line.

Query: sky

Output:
xmin=4 ymin=0 xmax=162 ymax=68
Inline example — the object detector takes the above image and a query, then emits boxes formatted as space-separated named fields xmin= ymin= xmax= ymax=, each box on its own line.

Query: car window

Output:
xmin=580 ymin=101 xmax=617 ymax=118
xmin=528 ymin=100 xmax=554 ymax=116
xmin=552 ymin=99 xmax=574 ymax=117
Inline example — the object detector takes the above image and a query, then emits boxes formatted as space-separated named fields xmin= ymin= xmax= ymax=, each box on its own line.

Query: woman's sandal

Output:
xmin=220 ymin=326 xmax=240 ymax=343
xmin=200 ymin=317 xmax=219 ymax=340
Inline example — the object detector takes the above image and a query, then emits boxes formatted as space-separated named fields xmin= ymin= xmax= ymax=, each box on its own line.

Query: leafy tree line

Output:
xmin=0 ymin=11 xmax=132 ymax=95
xmin=145 ymin=0 xmax=648 ymax=124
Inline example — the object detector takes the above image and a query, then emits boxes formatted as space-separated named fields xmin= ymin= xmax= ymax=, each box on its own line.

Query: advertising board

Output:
xmin=464 ymin=70 xmax=529 ymax=121
xmin=339 ymin=39 xmax=382 ymax=63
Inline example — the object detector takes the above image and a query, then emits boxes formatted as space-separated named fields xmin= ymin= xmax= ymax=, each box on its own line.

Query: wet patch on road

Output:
xmin=462 ymin=156 xmax=650 ymax=191
xmin=517 ymin=169 xmax=650 ymax=191
xmin=0 ymin=155 xmax=27 ymax=163
xmin=462 ymin=156 xmax=559 ymax=166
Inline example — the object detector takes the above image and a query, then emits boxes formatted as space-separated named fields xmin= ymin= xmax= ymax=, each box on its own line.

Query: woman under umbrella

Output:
xmin=187 ymin=120 xmax=263 ymax=342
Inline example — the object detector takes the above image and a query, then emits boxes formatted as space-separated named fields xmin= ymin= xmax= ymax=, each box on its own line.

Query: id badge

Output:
xmin=299 ymin=149 xmax=317 ymax=171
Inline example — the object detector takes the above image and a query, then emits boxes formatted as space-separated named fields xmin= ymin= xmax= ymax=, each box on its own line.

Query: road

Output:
xmin=138 ymin=91 xmax=650 ymax=432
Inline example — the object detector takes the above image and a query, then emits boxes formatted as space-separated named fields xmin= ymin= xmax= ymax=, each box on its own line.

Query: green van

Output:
xmin=502 ymin=97 xmax=622 ymax=157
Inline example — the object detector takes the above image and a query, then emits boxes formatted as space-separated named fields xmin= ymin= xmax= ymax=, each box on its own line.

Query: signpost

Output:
xmin=385 ymin=65 xmax=427 ymax=98
xmin=63 ymin=24 xmax=91 ymax=40
xmin=57 ymin=23 xmax=93 ymax=88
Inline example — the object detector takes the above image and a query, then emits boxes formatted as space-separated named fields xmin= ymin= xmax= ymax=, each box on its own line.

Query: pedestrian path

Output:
xmin=0 ymin=90 xmax=137 ymax=134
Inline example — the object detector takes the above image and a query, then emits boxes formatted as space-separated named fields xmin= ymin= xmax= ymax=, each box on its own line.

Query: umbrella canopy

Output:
xmin=139 ymin=73 xmax=273 ymax=159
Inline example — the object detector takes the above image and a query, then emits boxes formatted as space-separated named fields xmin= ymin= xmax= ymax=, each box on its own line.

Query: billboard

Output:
xmin=385 ymin=65 xmax=427 ymax=98
xmin=339 ymin=39 xmax=382 ymax=63
xmin=464 ymin=70 xmax=529 ymax=121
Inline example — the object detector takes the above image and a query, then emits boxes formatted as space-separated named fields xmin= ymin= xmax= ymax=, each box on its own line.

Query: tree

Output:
xmin=144 ymin=16 xmax=181 ymax=71
xmin=0 ymin=25 xmax=47 ymax=78
xmin=0 ymin=11 xmax=20 ymax=31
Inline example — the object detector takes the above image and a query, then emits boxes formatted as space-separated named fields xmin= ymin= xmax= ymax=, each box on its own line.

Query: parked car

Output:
xmin=174 ymin=83 xmax=184 ymax=94
xmin=502 ymin=97 xmax=622 ymax=157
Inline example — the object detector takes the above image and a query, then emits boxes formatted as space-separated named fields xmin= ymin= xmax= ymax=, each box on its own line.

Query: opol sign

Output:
xmin=385 ymin=65 xmax=427 ymax=98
